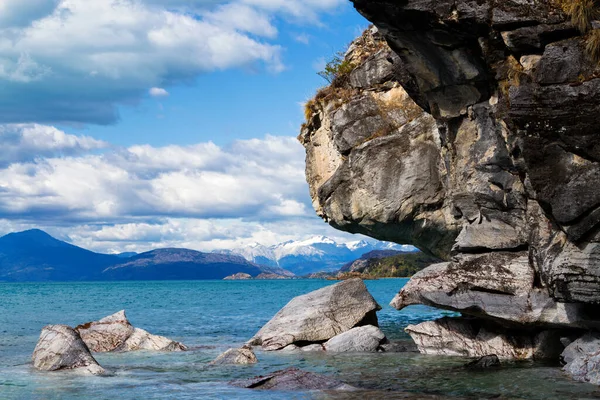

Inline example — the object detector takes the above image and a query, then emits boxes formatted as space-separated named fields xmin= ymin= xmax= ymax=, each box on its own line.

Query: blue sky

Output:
xmin=0 ymin=0 xmax=380 ymax=253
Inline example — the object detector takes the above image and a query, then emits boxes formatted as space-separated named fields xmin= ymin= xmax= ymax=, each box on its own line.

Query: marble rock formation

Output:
xmin=75 ymin=310 xmax=187 ymax=352
xmin=561 ymin=333 xmax=600 ymax=384
xmin=32 ymin=325 xmax=105 ymax=375
xmin=300 ymin=3 xmax=600 ymax=366
xmin=248 ymin=279 xmax=381 ymax=350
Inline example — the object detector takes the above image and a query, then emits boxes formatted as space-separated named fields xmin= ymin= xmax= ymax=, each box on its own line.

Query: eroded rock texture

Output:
xmin=75 ymin=310 xmax=187 ymax=352
xmin=249 ymin=278 xmax=381 ymax=350
xmin=300 ymin=3 xmax=600 ymax=364
xmin=32 ymin=325 xmax=105 ymax=375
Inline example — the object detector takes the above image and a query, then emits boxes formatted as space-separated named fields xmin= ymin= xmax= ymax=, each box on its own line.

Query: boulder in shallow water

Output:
xmin=406 ymin=317 xmax=563 ymax=360
xmin=561 ymin=332 xmax=600 ymax=384
xmin=230 ymin=367 xmax=356 ymax=390
xmin=75 ymin=310 xmax=186 ymax=352
xmin=249 ymin=279 xmax=381 ymax=350
xmin=324 ymin=325 xmax=386 ymax=353
xmin=32 ymin=325 xmax=105 ymax=375
xmin=211 ymin=346 xmax=258 ymax=365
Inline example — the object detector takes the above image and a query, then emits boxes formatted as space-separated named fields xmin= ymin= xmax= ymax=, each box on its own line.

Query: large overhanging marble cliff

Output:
xmin=299 ymin=0 xmax=600 ymax=371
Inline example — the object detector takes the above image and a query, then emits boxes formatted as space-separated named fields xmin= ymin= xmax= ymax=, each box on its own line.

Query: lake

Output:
xmin=1 ymin=279 xmax=598 ymax=399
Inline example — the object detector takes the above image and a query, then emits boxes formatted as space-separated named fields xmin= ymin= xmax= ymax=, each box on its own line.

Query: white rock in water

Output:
xmin=211 ymin=346 xmax=258 ymax=365
xmin=32 ymin=325 xmax=105 ymax=375
xmin=324 ymin=325 xmax=386 ymax=352
xmin=249 ymin=279 xmax=381 ymax=350
xmin=76 ymin=310 xmax=186 ymax=352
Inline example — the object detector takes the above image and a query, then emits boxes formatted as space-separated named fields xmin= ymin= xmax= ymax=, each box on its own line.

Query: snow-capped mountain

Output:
xmin=216 ymin=236 xmax=416 ymax=275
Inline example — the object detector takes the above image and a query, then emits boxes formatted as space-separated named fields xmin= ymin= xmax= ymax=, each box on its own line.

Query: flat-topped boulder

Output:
xmin=211 ymin=346 xmax=258 ymax=365
xmin=248 ymin=279 xmax=381 ymax=350
xmin=324 ymin=325 xmax=386 ymax=353
xmin=230 ymin=367 xmax=356 ymax=391
xmin=32 ymin=325 xmax=105 ymax=375
xmin=75 ymin=310 xmax=186 ymax=352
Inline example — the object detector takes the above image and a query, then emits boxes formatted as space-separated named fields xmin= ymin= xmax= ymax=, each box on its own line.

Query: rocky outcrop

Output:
xmin=248 ymin=279 xmax=381 ymax=350
xmin=300 ymin=2 xmax=600 ymax=366
xmin=32 ymin=325 xmax=105 ymax=375
xmin=211 ymin=346 xmax=258 ymax=365
xmin=406 ymin=317 xmax=563 ymax=360
xmin=465 ymin=355 xmax=501 ymax=369
xmin=75 ymin=310 xmax=186 ymax=352
xmin=230 ymin=367 xmax=356 ymax=391
xmin=224 ymin=273 xmax=252 ymax=280
xmin=323 ymin=325 xmax=386 ymax=352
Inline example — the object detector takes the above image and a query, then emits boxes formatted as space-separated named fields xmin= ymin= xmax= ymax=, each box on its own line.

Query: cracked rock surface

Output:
xmin=300 ymin=3 xmax=600 ymax=371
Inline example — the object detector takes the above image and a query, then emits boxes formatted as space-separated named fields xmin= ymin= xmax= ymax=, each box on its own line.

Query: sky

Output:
xmin=0 ymin=0 xmax=379 ymax=254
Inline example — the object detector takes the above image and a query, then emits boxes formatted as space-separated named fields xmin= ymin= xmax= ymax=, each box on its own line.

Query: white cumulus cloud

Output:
xmin=0 ymin=0 xmax=345 ymax=125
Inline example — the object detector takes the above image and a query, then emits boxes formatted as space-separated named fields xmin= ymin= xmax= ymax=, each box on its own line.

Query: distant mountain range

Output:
xmin=216 ymin=235 xmax=415 ymax=274
xmin=0 ymin=229 xmax=293 ymax=282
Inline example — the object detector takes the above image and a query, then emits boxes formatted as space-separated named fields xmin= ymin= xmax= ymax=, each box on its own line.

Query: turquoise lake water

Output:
xmin=1 ymin=279 xmax=600 ymax=399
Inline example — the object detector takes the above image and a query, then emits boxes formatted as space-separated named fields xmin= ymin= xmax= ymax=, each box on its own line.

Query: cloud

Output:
xmin=0 ymin=0 xmax=345 ymax=125
xmin=0 ymin=124 xmax=107 ymax=167
xmin=0 ymin=131 xmax=308 ymax=223
xmin=293 ymin=33 xmax=310 ymax=45
xmin=149 ymin=87 xmax=169 ymax=97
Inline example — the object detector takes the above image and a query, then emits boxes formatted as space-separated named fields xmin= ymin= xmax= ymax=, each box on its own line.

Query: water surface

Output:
xmin=1 ymin=279 xmax=599 ymax=399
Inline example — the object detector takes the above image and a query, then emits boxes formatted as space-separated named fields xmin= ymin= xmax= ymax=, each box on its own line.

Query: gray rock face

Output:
xmin=324 ymin=325 xmax=386 ymax=353
xmin=230 ymin=367 xmax=356 ymax=391
xmin=75 ymin=310 xmax=186 ymax=352
xmin=249 ymin=279 xmax=381 ymax=350
xmin=561 ymin=333 xmax=600 ymax=384
xmin=300 ymin=1 xmax=600 ymax=368
xmin=406 ymin=318 xmax=563 ymax=360
xmin=211 ymin=346 xmax=258 ymax=365
xmin=32 ymin=325 xmax=104 ymax=375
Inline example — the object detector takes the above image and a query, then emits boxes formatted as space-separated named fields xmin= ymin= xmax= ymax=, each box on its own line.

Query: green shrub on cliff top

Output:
xmin=317 ymin=51 xmax=356 ymax=87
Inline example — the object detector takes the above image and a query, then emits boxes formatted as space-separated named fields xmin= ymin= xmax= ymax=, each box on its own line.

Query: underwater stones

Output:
xmin=249 ymin=279 xmax=381 ymax=351
xmin=464 ymin=355 xmax=501 ymax=369
xmin=211 ymin=346 xmax=258 ymax=365
xmin=230 ymin=367 xmax=357 ymax=391
xmin=406 ymin=317 xmax=563 ymax=360
xmin=76 ymin=310 xmax=186 ymax=352
xmin=32 ymin=325 xmax=105 ymax=375
xmin=324 ymin=325 xmax=386 ymax=353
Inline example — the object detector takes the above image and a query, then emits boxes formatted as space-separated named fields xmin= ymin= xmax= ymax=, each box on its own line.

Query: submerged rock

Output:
xmin=75 ymin=310 xmax=186 ymax=352
xmin=324 ymin=325 xmax=386 ymax=353
xmin=465 ymin=355 xmax=501 ymax=370
xmin=406 ymin=317 xmax=563 ymax=360
xmin=230 ymin=367 xmax=356 ymax=391
xmin=32 ymin=325 xmax=105 ymax=375
xmin=249 ymin=279 xmax=381 ymax=350
xmin=211 ymin=346 xmax=258 ymax=365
